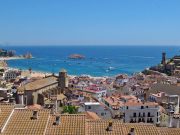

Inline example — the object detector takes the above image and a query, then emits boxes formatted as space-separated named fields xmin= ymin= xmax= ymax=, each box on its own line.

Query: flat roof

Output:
xmin=84 ymin=102 xmax=100 ymax=105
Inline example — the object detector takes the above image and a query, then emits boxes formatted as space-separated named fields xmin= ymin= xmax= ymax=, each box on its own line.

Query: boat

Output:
xmin=108 ymin=66 xmax=115 ymax=70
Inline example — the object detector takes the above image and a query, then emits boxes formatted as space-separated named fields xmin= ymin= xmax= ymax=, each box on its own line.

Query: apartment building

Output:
xmin=83 ymin=102 xmax=111 ymax=119
xmin=121 ymin=102 xmax=161 ymax=125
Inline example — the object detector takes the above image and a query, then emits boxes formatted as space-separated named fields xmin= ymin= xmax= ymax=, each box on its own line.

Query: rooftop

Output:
xmin=84 ymin=102 xmax=100 ymax=106
xmin=124 ymin=101 xmax=158 ymax=107
xmin=0 ymin=104 xmax=180 ymax=135
xmin=125 ymin=123 xmax=160 ymax=135
xmin=157 ymin=127 xmax=180 ymax=135
xmin=18 ymin=76 xmax=58 ymax=91
xmin=148 ymin=83 xmax=180 ymax=96
xmin=85 ymin=111 xmax=101 ymax=120
xmin=2 ymin=109 xmax=50 ymax=135
xmin=0 ymin=103 xmax=14 ymax=131
xmin=86 ymin=120 xmax=126 ymax=135
xmin=46 ymin=114 xmax=86 ymax=135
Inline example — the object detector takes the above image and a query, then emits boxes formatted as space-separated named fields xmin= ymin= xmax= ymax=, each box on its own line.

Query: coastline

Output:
xmin=0 ymin=56 xmax=25 ymax=61
xmin=1 ymin=56 xmax=139 ymax=78
xmin=2 ymin=45 xmax=179 ymax=77
xmin=8 ymin=66 xmax=131 ymax=79
xmin=8 ymin=67 xmax=52 ymax=78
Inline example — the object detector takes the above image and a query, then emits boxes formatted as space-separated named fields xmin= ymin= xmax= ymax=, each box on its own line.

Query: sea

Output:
xmin=2 ymin=45 xmax=180 ymax=77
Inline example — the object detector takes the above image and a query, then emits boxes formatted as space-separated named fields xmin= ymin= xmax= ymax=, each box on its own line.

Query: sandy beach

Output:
xmin=0 ymin=56 xmax=25 ymax=61
xmin=31 ymin=71 xmax=51 ymax=78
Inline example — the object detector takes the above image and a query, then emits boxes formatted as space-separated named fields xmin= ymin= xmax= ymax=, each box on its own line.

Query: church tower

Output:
xmin=161 ymin=52 xmax=166 ymax=65
xmin=58 ymin=69 xmax=68 ymax=93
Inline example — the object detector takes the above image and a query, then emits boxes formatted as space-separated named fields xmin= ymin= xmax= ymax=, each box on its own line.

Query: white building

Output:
xmin=169 ymin=114 xmax=180 ymax=128
xmin=149 ymin=92 xmax=179 ymax=114
xmin=3 ymin=70 xmax=18 ymax=80
xmin=121 ymin=102 xmax=161 ymax=125
xmin=83 ymin=102 xmax=111 ymax=119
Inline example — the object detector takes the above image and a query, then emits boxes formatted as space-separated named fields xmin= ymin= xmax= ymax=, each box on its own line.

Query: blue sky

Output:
xmin=0 ymin=0 xmax=180 ymax=46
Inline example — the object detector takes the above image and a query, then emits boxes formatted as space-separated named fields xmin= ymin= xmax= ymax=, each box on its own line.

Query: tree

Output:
xmin=63 ymin=105 xmax=78 ymax=114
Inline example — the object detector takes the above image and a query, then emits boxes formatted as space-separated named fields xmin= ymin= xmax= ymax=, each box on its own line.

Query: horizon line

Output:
xmin=1 ymin=44 xmax=180 ymax=47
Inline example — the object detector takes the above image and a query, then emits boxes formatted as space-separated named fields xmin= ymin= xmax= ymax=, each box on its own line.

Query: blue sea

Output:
xmin=2 ymin=45 xmax=180 ymax=77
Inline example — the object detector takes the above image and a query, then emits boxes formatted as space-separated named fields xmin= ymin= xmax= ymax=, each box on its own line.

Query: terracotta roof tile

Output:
xmin=0 ymin=106 xmax=180 ymax=135
xmin=86 ymin=120 xmax=126 ymax=135
xmin=0 ymin=103 xmax=14 ymax=131
xmin=46 ymin=114 xmax=86 ymax=135
xmin=125 ymin=123 xmax=160 ymax=135
xmin=2 ymin=109 xmax=50 ymax=135
xmin=124 ymin=101 xmax=158 ymax=107
xmin=158 ymin=127 xmax=180 ymax=135
xmin=85 ymin=111 xmax=101 ymax=120
xmin=18 ymin=76 xmax=58 ymax=91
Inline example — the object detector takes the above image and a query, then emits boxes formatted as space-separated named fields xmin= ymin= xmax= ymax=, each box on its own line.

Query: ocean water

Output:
xmin=2 ymin=45 xmax=180 ymax=77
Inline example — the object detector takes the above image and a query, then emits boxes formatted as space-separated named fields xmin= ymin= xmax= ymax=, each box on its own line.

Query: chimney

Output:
xmin=50 ymin=107 xmax=55 ymax=115
xmin=106 ymin=121 xmax=113 ymax=131
xmin=53 ymin=116 xmax=60 ymax=125
xmin=128 ymin=127 xmax=135 ymax=135
xmin=31 ymin=110 xmax=38 ymax=120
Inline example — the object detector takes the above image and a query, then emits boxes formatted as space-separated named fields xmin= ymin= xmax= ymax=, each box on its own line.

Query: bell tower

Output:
xmin=58 ymin=69 xmax=68 ymax=93
xmin=161 ymin=52 xmax=166 ymax=65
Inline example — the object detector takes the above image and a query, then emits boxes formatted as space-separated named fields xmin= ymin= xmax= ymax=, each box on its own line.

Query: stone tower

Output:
xmin=161 ymin=52 xmax=166 ymax=65
xmin=58 ymin=69 xmax=68 ymax=93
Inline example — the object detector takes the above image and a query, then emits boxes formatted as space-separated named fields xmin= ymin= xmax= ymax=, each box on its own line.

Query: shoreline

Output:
xmin=0 ymin=56 xmax=35 ymax=61
xmin=0 ymin=57 xmax=143 ymax=78
xmin=5 ymin=62 xmax=135 ymax=78
xmin=8 ymin=66 xmax=134 ymax=79
xmin=0 ymin=56 xmax=25 ymax=61
xmin=7 ymin=67 xmax=52 ymax=78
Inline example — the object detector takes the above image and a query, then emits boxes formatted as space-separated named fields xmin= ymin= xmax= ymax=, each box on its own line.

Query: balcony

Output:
xmin=147 ymin=115 xmax=154 ymax=118
xmin=130 ymin=116 xmax=137 ymax=118
xmin=147 ymin=120 xmax=154 ymax=123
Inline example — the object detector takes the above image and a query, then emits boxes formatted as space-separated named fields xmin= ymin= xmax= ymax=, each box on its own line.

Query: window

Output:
xmin=88 ymin=106 xmax=91 ymax=109
xmin=101 ymin=113 xmax=104 ymax=116
xmin=157 ymin=112 xmax=159 ymax=116
xmin=148 ymin=112 xmax=150 ymax=117
xmin=142 ymin=118 xmax=145 ymax=122
xmin=146 ymin=106 xmax=148 ymax=108
xmin=157 ymin=118 xmax=159 ymax=122
xmin=133 ymin=113 xmax=136 ymax=117
xmin=126 ymin=106 xmax=128 ymax=109
xmin=143 ymin=112 xmax=145 ymax=117
xmin=141 ymin=106 xmax=144 ymax=109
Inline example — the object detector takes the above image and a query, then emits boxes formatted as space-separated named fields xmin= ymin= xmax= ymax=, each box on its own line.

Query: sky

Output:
xmin=0 ymin=0 xmax=180 ymax=46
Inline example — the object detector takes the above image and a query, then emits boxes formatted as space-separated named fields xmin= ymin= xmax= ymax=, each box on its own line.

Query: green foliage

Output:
xmin=0 ymin=69 xmax=4 ymax=72
xmin=142 ymin=70 xmax=151 ymax=75
xmin=166 ymin=70 xmax=172 ymax=76
xmin=63 ymin=105 xmax=78 ymax=114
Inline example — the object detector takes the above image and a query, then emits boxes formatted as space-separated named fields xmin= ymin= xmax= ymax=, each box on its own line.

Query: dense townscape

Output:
xmin=0 ymin=52 xmax=180 ymax=135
